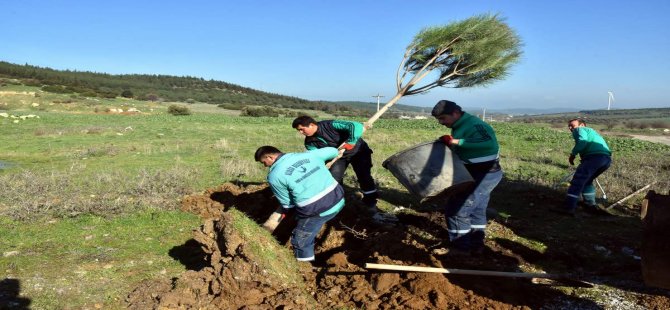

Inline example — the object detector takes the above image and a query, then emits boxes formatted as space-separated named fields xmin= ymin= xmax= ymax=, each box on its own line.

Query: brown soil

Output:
xmin=127 ymin=182 xmax=670 ymax=309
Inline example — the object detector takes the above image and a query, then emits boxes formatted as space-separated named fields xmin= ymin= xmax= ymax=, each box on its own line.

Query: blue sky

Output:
xmin=2 ymin=0 xmax=669 ymax=110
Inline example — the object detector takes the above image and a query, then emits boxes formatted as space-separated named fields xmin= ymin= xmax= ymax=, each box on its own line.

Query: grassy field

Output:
xmin=2 ymin=87 xmax=670 ymax=308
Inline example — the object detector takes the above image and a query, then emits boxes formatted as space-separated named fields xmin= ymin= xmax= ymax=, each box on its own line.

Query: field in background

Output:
xmin=2 ymin=87 xmax=670 ymax=308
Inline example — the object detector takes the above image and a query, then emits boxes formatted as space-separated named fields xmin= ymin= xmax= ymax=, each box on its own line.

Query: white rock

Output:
xmin=3 ymin=251 xmax=19 ymax=257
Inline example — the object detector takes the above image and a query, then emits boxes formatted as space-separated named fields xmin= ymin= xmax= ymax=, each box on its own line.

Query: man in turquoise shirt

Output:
xmin=556 ymin=119 xmax=612 ymax=216
xmin=255 ymin=145 xmax=345 ymax=262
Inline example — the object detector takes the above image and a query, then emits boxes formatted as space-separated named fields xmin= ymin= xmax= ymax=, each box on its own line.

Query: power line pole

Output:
xmin=372 ymin=94 xmax=385 ymax=112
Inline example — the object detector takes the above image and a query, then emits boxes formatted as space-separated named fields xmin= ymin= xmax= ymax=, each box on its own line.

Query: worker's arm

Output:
xmin=267 ymin=176 xmax=293 ymax=211
xmin=331 ymin=120 xmax=364 ymax=144
xmin=455 ymin=124 xmax=496 ymax=151
xmin=570 ymin=128 xmax=588 ymax=156
xmin=308 ymin=147 xmax=339 ymax=162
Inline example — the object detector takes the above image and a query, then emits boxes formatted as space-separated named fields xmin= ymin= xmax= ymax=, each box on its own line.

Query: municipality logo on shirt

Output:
xmin=285 ymin=159 xmax=310 ymax=175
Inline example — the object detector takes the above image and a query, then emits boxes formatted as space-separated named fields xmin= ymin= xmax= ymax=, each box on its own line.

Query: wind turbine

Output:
xmin=607 ymin=91 xmax=615 ymax=110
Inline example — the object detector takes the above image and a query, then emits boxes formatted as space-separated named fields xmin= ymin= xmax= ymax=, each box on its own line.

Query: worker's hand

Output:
xmin=341 ymin=143 xmax=355 ymax=151
xmin=440 ymin=135 xmax=454 ymax=146
xmin=568 ymin=154 xmax=576 ymax=166
xmin=363 ymin=122 xmax=373 ymax=130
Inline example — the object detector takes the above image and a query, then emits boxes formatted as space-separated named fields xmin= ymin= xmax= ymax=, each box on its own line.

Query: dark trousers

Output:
xmin=292 ymin=211 xmax=338 ymax=261
xmin=566 ymin=154 xmax=611 ymax=210
xmin=329 ymin=142 xmax=377 ymax=206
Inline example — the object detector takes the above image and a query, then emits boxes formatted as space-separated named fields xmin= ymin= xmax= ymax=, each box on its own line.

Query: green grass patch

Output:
xmin=2 ymin=91 xmax=670 ymax=306
xmin=0 ymin=210 xmax=201 ymax=309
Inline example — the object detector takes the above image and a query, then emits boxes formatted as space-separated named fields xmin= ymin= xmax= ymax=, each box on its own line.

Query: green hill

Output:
xmin=0 ymin=61 xmax=424 ymax=117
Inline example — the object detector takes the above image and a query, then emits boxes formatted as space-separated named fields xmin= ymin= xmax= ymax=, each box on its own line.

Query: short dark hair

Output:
xmin=292 ymin=115 xmax=317 ymax=129
xmin=568 ymin=118 xmax=586 ymax=126
xmin=431 ymin=100 xmax=462 ymax=117
xmin=254 ymin=146 xmax=282 ymax=161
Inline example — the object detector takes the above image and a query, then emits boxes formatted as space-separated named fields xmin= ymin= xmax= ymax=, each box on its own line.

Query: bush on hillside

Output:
xmin=168 ymin=104 xmax=191 ymax=116
xmin=650 ymin=121 xmax=670 ymax=129
xmin=241 ymin=106 xmax=280 ymax=117
xmin=21 ymin=79 xmax=42 ymax=87
xmin=121 ymin=90 xmax=134 ymax=98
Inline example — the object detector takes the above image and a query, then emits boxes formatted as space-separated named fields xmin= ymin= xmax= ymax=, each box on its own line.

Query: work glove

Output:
xmin=568 ymin=154 xmax=576 ymax=166
xmin=341 ymin=143 xmax=355 ymax=151
xmin=440 ymin=135 xmax=454 ymax=146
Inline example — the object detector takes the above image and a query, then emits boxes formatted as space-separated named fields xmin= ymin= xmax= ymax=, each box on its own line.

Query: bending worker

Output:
xmin=255 ymin=145 xmax=345 ymax=262
xmin=431 ymin=100 xmax=503 ymax=255
xmin=292 ymin=116 xmax=380 ymax=216
xmin=555 ymin=118 xmax=611 ymax=216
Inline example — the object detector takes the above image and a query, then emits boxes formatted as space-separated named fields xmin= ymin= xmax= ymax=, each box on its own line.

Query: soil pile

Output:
xmin=127 ymin=211 xmax=311 ymax=309
xmin=127 ymin=182 xmax=670 ymax=309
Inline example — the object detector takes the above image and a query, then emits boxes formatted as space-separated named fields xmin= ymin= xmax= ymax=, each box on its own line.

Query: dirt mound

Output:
xmin=127 ymin=212 xmax=312 ymax=309
xmin=180 ymin=182 xmax=274 ymax=219
xmin=127 ymin=182 xmax=670 ymax=309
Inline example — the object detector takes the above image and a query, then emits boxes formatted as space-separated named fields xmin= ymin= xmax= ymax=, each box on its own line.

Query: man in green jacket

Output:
xmin=292 ymin=116 xmax=381 ymax=217
xmin=431 ymin=100 xmax=503 ymax=255
xmin=255 ymin=145 xmax=345 ymax=262
xmin=555 ymin=119 xmax=612 ymax=216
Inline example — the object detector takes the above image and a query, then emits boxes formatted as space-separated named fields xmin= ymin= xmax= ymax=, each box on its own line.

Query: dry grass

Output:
xmin=0 ymin=165 xmax=200 ymax=220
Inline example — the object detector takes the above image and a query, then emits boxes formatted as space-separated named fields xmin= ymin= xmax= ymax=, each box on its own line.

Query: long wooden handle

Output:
xmin=606 ymin=183 xmax=653 ymax=210
xmin=366 ymin=263 xmax=559 ymax=279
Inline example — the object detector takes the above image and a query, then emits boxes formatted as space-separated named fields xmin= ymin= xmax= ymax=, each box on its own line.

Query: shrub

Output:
xmin=241 ymin=106 xmax=279 ymax=117
xmin=22 ymin=79 xmax=42 ymax=87
xmin=81 ymin=91 xmax=98 ymax=98
xmin=121 ymin=90 xmax=134 ymax=98
xmin=144 ymin=93 xmax=159 ymax=101
xmin=167 ymin=104 xmax=191 ymax=116
xmin=650 ymin=121 xmax=670 ymax=129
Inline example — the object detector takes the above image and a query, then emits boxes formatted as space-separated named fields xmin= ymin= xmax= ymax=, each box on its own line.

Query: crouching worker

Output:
xmin=255 ymin=145 xmax=345 ymax=262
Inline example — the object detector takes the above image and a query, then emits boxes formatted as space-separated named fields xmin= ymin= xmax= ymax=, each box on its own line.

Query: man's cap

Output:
xmin=431 ymin=100 xmax=462 ymax=117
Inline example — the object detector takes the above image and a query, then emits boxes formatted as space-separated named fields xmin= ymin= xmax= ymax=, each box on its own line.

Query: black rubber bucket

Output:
xmin=382 ymin=140 xmax=474 ymax=203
